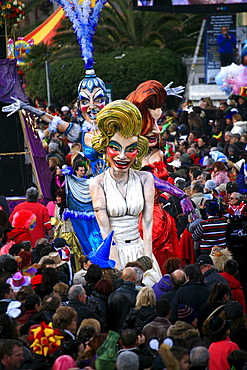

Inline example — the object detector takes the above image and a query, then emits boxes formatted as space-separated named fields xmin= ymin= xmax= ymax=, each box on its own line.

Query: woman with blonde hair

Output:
xmin=90 ymin=99 xmax=161 ymax=276
xmin=123 ymin=286 xmax=156 ymax=333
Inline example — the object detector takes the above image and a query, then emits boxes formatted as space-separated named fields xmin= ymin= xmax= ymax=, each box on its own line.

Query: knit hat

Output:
xmin=178 ymin=304 xmax=197 ymax=324
xmin=180 ymin=153 xmax=190 ymax=165
xmin=224 ymin=301 xmax=244 ymax=320
xmin=88 ymin=231 xmax=115 ymax=269
xmin=208 ymin=316 xmax=231 ymax=339
xmin=225 ymin=108 xmax=238 ymax=119
xmin=204 ymin=180 xmax=217 ymax=192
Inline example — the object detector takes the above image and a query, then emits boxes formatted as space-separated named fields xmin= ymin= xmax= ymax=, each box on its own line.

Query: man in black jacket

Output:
xmin=67 ymin=284 xmax=100 ymax=328
xmin=196 ymin=255 xmax=229 ymax=290
xmin=118 ymin=329 xmax=153 ymax=370
xmin=170 ymin=264 xmax=210 ymax=323
xmin=108 ymin=267 xmax=138 ymax=333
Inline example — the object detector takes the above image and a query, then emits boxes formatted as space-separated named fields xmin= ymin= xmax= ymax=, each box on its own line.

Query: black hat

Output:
xmin=209 ymin=316 xmax=231 ymax=338
xmin=53 ymin=238 xmax=71 ymax=248
xmin=225 ymin=301 xmax=244 ymax=320
xmin=196 ymin=255 xmax=213 ymax=266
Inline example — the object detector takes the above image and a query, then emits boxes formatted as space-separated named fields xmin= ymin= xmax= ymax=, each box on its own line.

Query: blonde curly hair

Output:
xmin=92 ymin=100 xmax=149 ymax=170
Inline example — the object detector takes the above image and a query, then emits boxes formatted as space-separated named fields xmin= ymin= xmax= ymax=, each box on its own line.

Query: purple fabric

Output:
xmin=21 ymin=111 xmax=52 ymax=202
xmin=153 ymin=175 xmax=194 ymax=214
xmin=152 ymin=274 xmax=172 ymax=300
xmin=0 ymin=59 xmax=29 ymax=104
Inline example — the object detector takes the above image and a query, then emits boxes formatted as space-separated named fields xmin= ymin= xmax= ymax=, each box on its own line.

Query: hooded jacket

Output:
xmin=167 ymin=321 xmax=201 ymax=349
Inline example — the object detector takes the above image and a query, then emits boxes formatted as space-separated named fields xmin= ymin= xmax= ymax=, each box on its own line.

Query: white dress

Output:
xmin=103 ymin=168 xmax=161 ymax=280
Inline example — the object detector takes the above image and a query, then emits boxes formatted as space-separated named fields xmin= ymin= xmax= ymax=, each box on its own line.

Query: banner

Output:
xmin=204 ymin=14 xmax=236 ymax=84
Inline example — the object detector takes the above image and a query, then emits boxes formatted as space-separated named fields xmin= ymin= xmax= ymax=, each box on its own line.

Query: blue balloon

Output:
xmin=215 ymin=71 xmax=223 ymax=87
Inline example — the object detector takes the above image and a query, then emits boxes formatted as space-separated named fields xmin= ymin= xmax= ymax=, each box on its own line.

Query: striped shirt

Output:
xmin=192 ymin=217 xmax=227 ymax=251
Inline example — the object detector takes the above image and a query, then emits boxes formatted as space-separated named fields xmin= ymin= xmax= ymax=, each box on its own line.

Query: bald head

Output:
xmin=171 ymin=269 xmax=186 ymax=288
xmin=122 ymin=267 xmax=136 ymax=282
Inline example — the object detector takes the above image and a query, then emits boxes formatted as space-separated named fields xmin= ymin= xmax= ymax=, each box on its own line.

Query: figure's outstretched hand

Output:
xmin=2 ymin=97 xmax=24 ymax=117
xmin=165 ymin=82 xmax=185 ymax=98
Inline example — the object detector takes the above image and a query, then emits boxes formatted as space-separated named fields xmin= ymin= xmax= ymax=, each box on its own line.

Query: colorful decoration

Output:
xmin=7 ymin=38 xmax=34 ymax=66
xmin=53 ymin=0 xmax=108 ymax=69
xmin=28 ymin=322 xmax=64 ymax=356
xmin=0 ymin=0 xmax=25 ymax=27
xmin=215 ymin=60 xmax=247 ymax=96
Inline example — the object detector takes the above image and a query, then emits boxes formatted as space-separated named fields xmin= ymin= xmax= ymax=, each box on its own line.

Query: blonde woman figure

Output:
xmin=89 ymin=100 xmax=161 ymax=278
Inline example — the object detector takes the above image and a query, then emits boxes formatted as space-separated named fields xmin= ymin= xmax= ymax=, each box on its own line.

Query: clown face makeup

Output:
xmin=146 ymin=108 xmax=162 ymax=147
xmin=106 ymin=132 xmax=138 ymax=172
xmin=79 ymin=87 xmax=106 ymax=124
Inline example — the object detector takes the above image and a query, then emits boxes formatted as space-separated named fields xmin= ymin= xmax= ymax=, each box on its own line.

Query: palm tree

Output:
xmin=93 ymin=0 xmax=203 ymax=55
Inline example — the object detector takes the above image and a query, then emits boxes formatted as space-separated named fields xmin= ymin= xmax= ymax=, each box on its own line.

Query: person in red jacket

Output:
xmin=9 ymin=187 xmax=52 ymax=247
xmin=219 ymin=259 xmax=246 ymax=313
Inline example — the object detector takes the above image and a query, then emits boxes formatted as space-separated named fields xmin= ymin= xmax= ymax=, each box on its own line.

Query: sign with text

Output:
xmin=205 ymin=14 xmax=236 ymax=84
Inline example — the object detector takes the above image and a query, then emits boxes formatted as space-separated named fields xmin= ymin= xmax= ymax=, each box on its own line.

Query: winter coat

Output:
xmin=142 ymin=317 xmax=171 ymax=342
xmin=202 ymin=268 xmax=229 ymax=291
xmin=211 ymin=170 xmax=229 ymax=187
xmin=209 ymin=337 xmax=239 ymax=370
xmin=123 ymin=306 xmax=156 ymax=333
xmin=219 ymin=271 xmax=246 ymax=313
xmin=170 ymin=281 xmax=210 ymax=323
xmin=167 ymin=321 xmax=201 ymax=349
xmin=87 ymin=291 xmax=109 ymax=332
xmin=231 ymin=120 xmax=247 ymax=135
xmin=152 ymin=274 xmax=172 ymax=300
xmin=68 ymin=299 xmax=101 ymax=327
xmin=108 ymin=281 xmax=138 ymax=333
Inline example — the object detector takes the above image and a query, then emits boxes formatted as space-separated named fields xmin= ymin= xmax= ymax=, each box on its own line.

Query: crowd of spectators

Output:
xmin=1 ymin=93 xmax=247 ymax=369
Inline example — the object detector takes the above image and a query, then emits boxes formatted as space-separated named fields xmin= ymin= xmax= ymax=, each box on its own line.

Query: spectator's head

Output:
xmin=229 ymin=192 xmax=241 ymax=206
xmin=9 ymin=244 xmax=22 ymax=257
xmin=227 ymin=350 xmax=247 ymax=370
xmin=78 ymin=255 xmax=92 ymax=270
xmin=61 ymin=339 xmax=84 ymax=362
xmin=26 ymin=187 xmax=39 ymax=202
xmin=170 ymin=269 xmax=186 ymax=288
xmin=191 ymin=182 xmax=204 ymax=195
xmin=155 ymin=299 xmax=171 ymax=318
xmin=94 ymin=278 xmax=113 ymax=299
xmin=52 ymin=355 xmax=76 ymax=370
xmin=53 ymin=282 xmax=69 ymax=298
xmin=120 ymin=329 xmax=137 ymax=348
xmin=197 ymin=135 xmax=209 ymax=148
xmin=190 ymin=346 xmax=209 ymax=368
xmin=136 ymin=256 xmax=152 ymax=272
xmin=163 ymin=257 xmax=181 ymax=274
xmin=0 ymin=282 xmax=15 ymax=301
xmin=68 ymin=285 xmax=87 ymax=303
xmin=205 ymin=198 xmax=223 ymax=217
xmin=223 ymin=259 xmax=238 ymax=276
xmin=85 ymin=264 xmax=102 ymax=284
xmin=178 ymin=304 xmax=197 ymax=328
xmin=224 ymin=301 xmax=244 ymax=320
xmin=0 ymin=340 xmax=23 ymax=369
xmin=184 ymin=264 xmax=202 ymax=282
xmin=208 ymin=316 xmax=230 ymax=341
xmin=121 ymin=267 xmax=136 ymax=283
xmin=196 ymin=255 xmax=213 ymax=275
xmin=2 ymin=257 xmax=17 ymax=275
xmin=117 ymin=351 xmax=139 ymax=370
xmin=135 ymin=287 xmax=156 ymax=310
xmin=207 ymin=283 xmax=231 ymax=304
xmin=132 ymin=267 xmax=143 ymax=284
xmin=170 ymin=346 xmax=190 ymax=370
xmin=18 ymin=251 xmax=32 ymax=270
xmin=53 ymin=306 xmax=78 ymax=334
xmin=40 ymin=294 xmax=62 ymax=313
xmin=24 ymin=293 xmax=41 ymax=311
